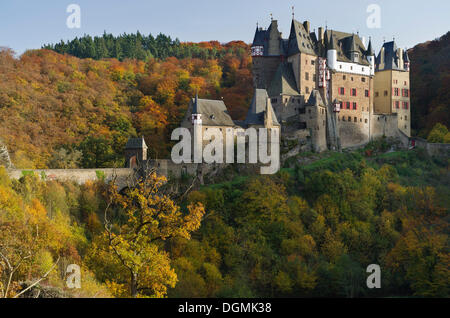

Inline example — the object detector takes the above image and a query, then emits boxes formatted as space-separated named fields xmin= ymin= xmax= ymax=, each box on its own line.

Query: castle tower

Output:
xmin=373 ymin=41 xmax=411 ymax=136
xmin=251 ymin=19 xmax=284 ymax=90
xmin=191 ymin=93 xmax=203 ymax=163
xmin=125 ymin=136 xmax=148 ymax=168
xmin=367 ymin=38 xmax=375 ymax=76
xmin=327 ymin=31 xmax=338 ymax=70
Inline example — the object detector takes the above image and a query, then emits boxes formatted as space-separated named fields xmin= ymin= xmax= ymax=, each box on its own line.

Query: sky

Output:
xmin=0 ymin=0 xmax=449 ymax=56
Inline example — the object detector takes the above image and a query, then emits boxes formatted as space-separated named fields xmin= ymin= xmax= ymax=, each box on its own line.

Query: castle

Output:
xmin=125 ymin=17 xmax=413 ymax=173
xmin=251 ymin=18 xmax=411 ymax=151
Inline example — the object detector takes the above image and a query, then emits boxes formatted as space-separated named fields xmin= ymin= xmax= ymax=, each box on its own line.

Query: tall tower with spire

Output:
xmin=191 ymin=93 xmax=203 ymax=163
xmin=367 ymin=37 xmax=375 ymax=76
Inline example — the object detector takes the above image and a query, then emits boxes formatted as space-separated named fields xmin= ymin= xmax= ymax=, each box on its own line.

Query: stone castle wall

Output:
xmin=7 ymin=168 xmax=134 ymax=190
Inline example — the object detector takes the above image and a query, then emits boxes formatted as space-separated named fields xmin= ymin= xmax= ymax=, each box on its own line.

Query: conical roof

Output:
xmin=349 ymin=34 xmax=359 ymax=52
xmin=367 ymin=38 xmax=374 ymax=56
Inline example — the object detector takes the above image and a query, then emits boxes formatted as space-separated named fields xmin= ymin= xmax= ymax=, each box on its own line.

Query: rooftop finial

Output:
xmin=270 ymin=13 xmax=273 ymax=21
xmin=292 ymin=6 xmax=295 ymax=20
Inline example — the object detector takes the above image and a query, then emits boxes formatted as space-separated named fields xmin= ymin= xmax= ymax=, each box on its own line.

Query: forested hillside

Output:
xmin=1 ymin=148 xmax=448 ymax=298
xmin=409 ymin=31 xmax=450 ymax=137
xmin=0 ymin=39 xmax=252 ymax=169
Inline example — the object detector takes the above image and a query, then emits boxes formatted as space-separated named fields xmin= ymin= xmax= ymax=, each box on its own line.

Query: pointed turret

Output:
xmin=349 ymin=34 xmax=359 ymax=53
xmin=327 ymin=31 xmax=338 ymax=70
xmin=329 ymin=31 xmax=338 ymax=50
xmin=367 ymin=38 xmax=374 ymax=56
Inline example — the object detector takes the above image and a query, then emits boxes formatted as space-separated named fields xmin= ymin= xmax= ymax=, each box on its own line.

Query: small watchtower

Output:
xmin=124 ymin=136 xmax=148 ymax=168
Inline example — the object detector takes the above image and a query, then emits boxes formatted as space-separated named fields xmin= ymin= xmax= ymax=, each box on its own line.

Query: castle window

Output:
xmin=375 ymin=92 xmax=379 ymax=97
xmin=404 ymin=81 xmax=407 ymax=85
xmin=339 ymin=87 xmax=345 ymax=95
xmin=362 ymin=77 xmax=366 ymax=82
xmin=305 ymin=72 xmax=309 ymax=80
xmin=348 ymin=116 xmax=351 ymax=121
xmin=351 ymin=77 xmax=354 ymax=81
xmin=340 ymin=65 xmax=343 ymax=69
xmin=384 ymin=91 xmax=388 ymax=96
xmin=395 ymin=101 xmax=400 ymax=109
xmin=343 ymin=75 xmax=346 ymax=80
xmin=365 ymin=90 xmax=370 ymax=97
xmin=405 ymin=115 xmax=408 ymax=120
xmin=351 ymin=66 xmax=353 ymax=70
xmin=394 ymin=88 xmax=399 ymax=96
xmin=362 ymin=67 xmax=365 ymax=72
xmin=353 ymin=102 xmax=357 ymax=110
xmin=403 ymin=89 xmax=409 ymax=97
xmin=351 ymin=88 xmax=357 ymax=96
xmin=346 ymin=102 xmax=351 ymax=109
xmin=306 ymin=87 xmax=310 ymax=94
xmin=403 ymin=102 xmax=409 ymax=109
xmin=354 ymin=117 xmax=357 ymax=122
xmin=311 ymin=60 xmax=315 ymax=65
xmin=365 ymin=119 xmax=368 ymax=123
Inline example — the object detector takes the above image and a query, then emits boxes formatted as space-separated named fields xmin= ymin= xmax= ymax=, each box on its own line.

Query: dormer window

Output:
xmin=210 ymin=115 xmax=215 ymax=120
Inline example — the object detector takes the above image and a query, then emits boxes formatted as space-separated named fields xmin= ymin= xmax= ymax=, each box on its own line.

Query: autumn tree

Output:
xmin=102 ymin=170 xmax=205 ymax=297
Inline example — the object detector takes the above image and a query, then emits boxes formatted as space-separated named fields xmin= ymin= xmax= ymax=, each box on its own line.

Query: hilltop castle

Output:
xmin=125 ymin=17 xmax=412 ymax=172
xmin=251 ymin=18 xmax=411 ymax=151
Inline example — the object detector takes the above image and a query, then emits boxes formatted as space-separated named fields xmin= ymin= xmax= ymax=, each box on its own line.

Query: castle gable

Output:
xmin=287 ymin=20 xmax=317 ymax=56
xmin=245 ymin=89 xmax=280 ymax=127
xmin=267 ymin=62 xmax=300 ymax=97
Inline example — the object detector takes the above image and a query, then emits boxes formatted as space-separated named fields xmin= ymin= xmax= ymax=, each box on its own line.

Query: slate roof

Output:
xmin=306 ymin=90 xmax=326 ymax=107
xmin=366 ymin=38 xmax=374 ymax=56
xmin=245 ymin=89 xmax=280 ymax=127
xmin=125 ymin=137 xmax=147 ymax=149
xmin=252 ymin=27 xmax=266 ymax=47
xmin=267 ymin=62 xmax=300 ymax=97
xmin=324 ymin=30 xmax=370 ymax=66
xmin=190 ymin=98 xmax=235 ymax=126
xmin=375 ymin=41 xmax=409 ymax=71
xmin=287 ymin=20 xmax=317 ymax=56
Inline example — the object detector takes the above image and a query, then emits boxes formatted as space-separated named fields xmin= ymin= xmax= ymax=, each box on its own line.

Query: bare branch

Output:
xmin=13 ymin=257 xmax=60 ymax=298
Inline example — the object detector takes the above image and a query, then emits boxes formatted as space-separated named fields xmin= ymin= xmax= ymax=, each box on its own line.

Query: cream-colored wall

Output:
xmin=373 ymin=70 xmax=392 ymax=114
xmin=373 ymin=69 xmax=410 ymax=136
xmin=289 ymin=53 xmax=318 ymax=100
xmin=392 ymin=70 xmax=411 ymax=136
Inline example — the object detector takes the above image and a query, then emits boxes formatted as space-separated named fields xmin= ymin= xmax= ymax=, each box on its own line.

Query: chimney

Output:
xmin=318 ymin=27 xmax=324 ymax=44
xmin=303 ymin=21 xmax=310 ymax=34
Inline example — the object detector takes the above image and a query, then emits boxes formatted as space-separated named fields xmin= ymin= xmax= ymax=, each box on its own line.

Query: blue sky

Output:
xmin=0 ymin=0 xmax=449 ymax=55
